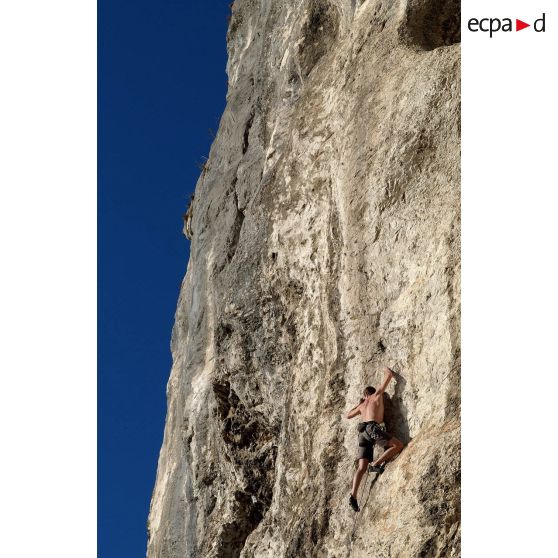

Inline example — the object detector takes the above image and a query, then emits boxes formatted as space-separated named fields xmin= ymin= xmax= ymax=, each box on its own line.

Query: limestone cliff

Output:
xmin=147 ymin=1 xmax=460 ymax=556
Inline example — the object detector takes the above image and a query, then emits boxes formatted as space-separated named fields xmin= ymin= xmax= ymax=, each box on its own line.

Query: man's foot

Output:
xmin=349 ymin=495 xmax=360 ymax=512
xmin=368 ymin=463 xmax=385 ymax=474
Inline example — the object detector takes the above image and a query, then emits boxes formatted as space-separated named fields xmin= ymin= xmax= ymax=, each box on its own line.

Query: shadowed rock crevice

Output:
xmin=211 ymin=378 xmax=278 ymax=557
xmin=383 ymin=375 xmax=411 ymax=445
xmin=242 ymin=111 xmax=255 ymax=155
xmin=214 ymin=491 xmax=265 ymax=558
xmin=226 ymin=192 xmax=245 ymax=263
xmin=403 ymin=0 xmax=461 ymax=50
xmin=298 ymin=0 xmax=340 ymax=77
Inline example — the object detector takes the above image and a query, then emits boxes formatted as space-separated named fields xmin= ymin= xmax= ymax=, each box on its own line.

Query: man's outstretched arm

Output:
xmin=346 ymin=399 xmax=363 ymax=419
xmin=376 ymin=366 xmax=395 ymax=395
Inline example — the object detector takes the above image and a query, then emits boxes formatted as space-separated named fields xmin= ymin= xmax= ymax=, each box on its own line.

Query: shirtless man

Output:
xmin=346 ymin=366 xmax=404 ymax=512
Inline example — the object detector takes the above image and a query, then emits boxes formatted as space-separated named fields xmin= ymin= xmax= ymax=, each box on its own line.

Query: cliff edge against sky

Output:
xmin=148 ymin=0 xmax=460 ymax=556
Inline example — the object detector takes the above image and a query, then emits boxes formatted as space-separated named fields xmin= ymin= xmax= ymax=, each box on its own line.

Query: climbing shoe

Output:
xmin=368 ymin=463 xmax=385 ymax=474
xmin=349 ymin=495 xmax=360 ymax=512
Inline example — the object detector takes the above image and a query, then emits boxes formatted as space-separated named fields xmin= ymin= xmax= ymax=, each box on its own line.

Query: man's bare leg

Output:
xmin=371 ymin=438 xmax=404 ymax=468
xmin=351 ymin=458 xmax=369 ymax=498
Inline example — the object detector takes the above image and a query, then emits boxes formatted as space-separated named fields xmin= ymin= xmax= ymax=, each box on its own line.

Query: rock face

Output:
xmin=147 ymin=1 xmax=460 ymax=557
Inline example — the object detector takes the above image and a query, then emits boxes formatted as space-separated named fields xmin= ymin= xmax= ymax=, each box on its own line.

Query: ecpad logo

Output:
xmin=468 ymin=13 xmax=546 ymax=38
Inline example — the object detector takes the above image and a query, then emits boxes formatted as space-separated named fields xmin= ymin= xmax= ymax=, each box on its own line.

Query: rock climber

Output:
xmin=346 ymin=366 xmax=404 ymax=512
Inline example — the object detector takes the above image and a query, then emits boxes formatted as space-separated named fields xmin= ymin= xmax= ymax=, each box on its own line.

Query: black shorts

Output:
xmin=356 ymin=421 xmax=391 ymax=461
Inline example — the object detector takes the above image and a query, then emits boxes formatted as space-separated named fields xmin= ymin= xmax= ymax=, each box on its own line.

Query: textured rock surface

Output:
xmin=147 ymin=0 xmax=460 ymax=556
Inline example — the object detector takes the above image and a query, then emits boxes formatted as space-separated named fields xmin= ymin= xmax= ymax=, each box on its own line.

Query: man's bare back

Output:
xmin=359 ymin=392 xmax=385 ymax=423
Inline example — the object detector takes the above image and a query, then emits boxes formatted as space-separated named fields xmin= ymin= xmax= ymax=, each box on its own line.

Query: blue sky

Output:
xmin=99 ymin=1 xmax=231 ymax=556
